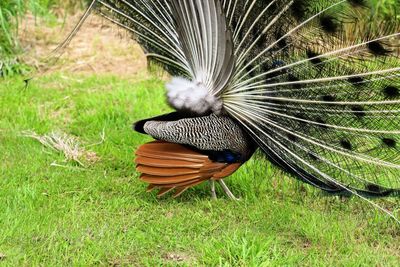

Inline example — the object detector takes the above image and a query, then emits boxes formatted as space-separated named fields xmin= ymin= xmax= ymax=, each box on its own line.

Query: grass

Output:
xmin=0 ymin=72 xmax=399 ymax=266
xmin=0 ymin=0 xmax=88 ymax=76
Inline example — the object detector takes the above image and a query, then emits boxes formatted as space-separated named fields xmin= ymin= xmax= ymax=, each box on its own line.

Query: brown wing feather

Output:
xmin=136 ymin=142 xmax=208 ymax=161
xmin=213 ymin=163 xmax=242 ymax=179
xmin=135 ymin=141 xmax=243 ymax=198
xmin=135 ymin=157 xmax=204 ymax=168
xmin=137 ymin=165 xmax=200 ymax=176
xmin=140 ymin=173 xmax=202 ymax=184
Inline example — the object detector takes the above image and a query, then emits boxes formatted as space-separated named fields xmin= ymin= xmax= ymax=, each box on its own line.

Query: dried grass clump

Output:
xmin=21 ymin=130 xmax=100 ymax=167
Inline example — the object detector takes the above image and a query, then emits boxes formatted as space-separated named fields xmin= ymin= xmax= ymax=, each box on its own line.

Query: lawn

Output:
xmin=0 ymin=71 xmax=399 ymax=266
xmin=0 ymin=0 xmax=399 ymax=265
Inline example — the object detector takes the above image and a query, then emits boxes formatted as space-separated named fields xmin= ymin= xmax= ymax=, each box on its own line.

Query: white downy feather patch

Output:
xmin=166 ymin=77 xmax=222 ymax=115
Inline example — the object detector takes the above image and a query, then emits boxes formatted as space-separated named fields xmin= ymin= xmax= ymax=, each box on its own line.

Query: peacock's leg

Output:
xmin=217 ymin=180 xmax=240 ymax=201
xmin=210 ymin=180 xmax=217 ymax=200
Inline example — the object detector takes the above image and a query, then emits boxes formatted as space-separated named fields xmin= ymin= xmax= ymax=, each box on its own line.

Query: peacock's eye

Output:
xmin=382 ymin=138 xmax=397 ymax=148
xmin=351 ymin=106 xmax=366 ymax=118
xmin=383 ymin=86 xmax=399 ymax=99
xmin=340 ymin=140 xmax=353 ymax=150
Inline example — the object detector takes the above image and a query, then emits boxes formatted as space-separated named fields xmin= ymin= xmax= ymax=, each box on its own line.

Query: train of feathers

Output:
xmin=54 ymin=0 xmax=400 ymax=216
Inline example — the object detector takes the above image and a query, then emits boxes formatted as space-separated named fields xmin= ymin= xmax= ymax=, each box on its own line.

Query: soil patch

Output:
xmin=19 ymin=13 xmax=148 ymax=77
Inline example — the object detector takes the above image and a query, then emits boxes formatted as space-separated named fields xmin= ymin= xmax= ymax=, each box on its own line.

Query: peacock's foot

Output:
xmin=209 ymin=180 xmax=217 ymax=200
xmin=217 ymin=179 xmax=240 ymax=201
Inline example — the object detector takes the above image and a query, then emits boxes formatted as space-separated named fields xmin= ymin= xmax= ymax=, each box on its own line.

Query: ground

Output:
xmin=0 ymin=12 xmax=399 ymax=267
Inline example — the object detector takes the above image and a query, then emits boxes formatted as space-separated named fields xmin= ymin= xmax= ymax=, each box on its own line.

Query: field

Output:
xmin=1 ymin=3 xmax=400 ymax=267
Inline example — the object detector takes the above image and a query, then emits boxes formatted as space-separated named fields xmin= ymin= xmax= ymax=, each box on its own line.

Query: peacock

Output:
xmin=57 ymin=0 xmax=400 ymax=211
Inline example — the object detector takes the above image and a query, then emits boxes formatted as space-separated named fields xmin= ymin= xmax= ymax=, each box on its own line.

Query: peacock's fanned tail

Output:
xmin=63 ymin=1 xmax=400 ymax=199
xmin=221 ymin=0 xmax=400 ymax=198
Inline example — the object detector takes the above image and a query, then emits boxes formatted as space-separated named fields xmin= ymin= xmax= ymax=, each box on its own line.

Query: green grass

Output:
xmin=0 ymin=72 xmax=399 ymax=266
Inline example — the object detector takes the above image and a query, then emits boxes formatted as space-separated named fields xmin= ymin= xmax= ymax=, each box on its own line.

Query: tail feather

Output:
xmin=222 ymin=0 xmax=400 ymax=199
